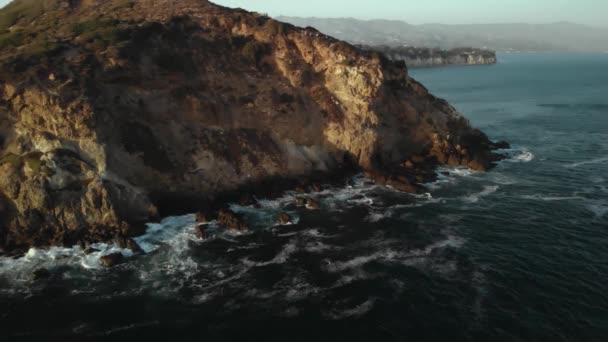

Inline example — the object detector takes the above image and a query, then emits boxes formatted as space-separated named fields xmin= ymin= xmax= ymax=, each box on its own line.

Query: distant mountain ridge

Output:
xmin=277 ymin=16 xmax=608 ymax=53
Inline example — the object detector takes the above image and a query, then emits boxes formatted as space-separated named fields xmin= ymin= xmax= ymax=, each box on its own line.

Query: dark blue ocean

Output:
xmin=1 ymin=53 xmax=607 ymax=341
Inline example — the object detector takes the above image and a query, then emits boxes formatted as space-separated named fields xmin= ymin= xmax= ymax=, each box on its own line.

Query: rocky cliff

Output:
xmin=0 ymin=0 xmax=506 ymax=253
xmin=360 ymin=46 xmax=497 ymax=68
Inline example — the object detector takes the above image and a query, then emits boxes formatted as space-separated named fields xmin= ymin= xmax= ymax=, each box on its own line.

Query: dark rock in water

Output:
xmin=306 ymin=198 xmax=321 ymax=210
xmin=195 ymin=225 xmax=207 ymax=239
xmin=295 ymin=197 xmax=307 ymax=207
xmin=364 ymin=169 xmax=422 ymax=193
xmin=99 ymin=253 xmax=124 ymax=267
xmin=218 ymin=209 xmax=248 ymax=232
xmin=276 ymin=212 xmax=292 ymax=225
xmin=113 ymin=237 xmax=144 ymax=254
xmin=33 ymin=268 xmax=51 ymax=280
xmin=126 ymin=238 xmax=145 ymax=254
xmin=493 ymin=141 xmax=511 ymax=149
xmin=84 ymin=247 xmax=100 ymax=255
xmin=196 ymin=212 xmax=208 ymax=224
xmin=310 ymin=182 xmax=323 ymax=192
xmin=120 ymin=222 xmax=147 ymax=238
xmin=113 ymin=237 xmax=128 ymax=249
xmin=238 ymin=194 xmax=257 ymax=206
xmin=295 ymin=186 xmax=307 ymax=193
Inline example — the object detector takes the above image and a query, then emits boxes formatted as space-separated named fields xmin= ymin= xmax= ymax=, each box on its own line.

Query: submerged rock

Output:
xmin=238 ymin=194 xmax=258 ymax=207
xmin=99 ymin=253 xmax=124 ymax=268
xmin=310 ymin=182 xmax=323 ymax=192
xmin=217 ymin=209 xmax=248 ymax=232
xmin=195 ymin=212 xmax=208 ymax=224
xmin=33 ymin=268 xmax=51 ymax=280
xmin=83 ymin=247 xmax=100 ymax=255
xmin=194 ymin=225 xmax=207 ymax=239
xmin=295 ymin=197 xmax=307 ymax=207
xmin=305 ymin=198 xmax=321 ymax=210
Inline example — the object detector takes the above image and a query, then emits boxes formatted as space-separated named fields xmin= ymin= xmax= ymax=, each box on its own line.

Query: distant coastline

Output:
xmin=360 ymin=45 xmax=497 ymax=68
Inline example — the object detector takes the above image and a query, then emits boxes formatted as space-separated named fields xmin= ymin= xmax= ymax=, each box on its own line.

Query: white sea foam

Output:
xmin=428 ymin=166 xmax=480 ymax=190
xmin=365 ymin=210 xmax=392 ymax=222
xmin=462 ymin=185 xmax=499 ymax=203
xmin=326 ymin=298 xmax=376 ymax=320
xmin=522 ymin=194 xmax=583 ymax=201
xmin=450 ymin=167 xmax=479 ymax=177
xmin=241 ymin=241 xmax=298 ymax=267
xmin=565 ymin=156 xmax=608 ymax=168
xmin=304 ymin=241 xmax=337 ymax=253
xmin=134 ymin=214 xmax=197 ymax=253
xmin=0 ymin=214 xmax=197 ymax=290
xmin=324 ymin=250 xmax=400 ymax=273
xmin=512 ymin=151 xmax=535 ymax=162
xmin=323 ymin=234 xmax=465 ymax=273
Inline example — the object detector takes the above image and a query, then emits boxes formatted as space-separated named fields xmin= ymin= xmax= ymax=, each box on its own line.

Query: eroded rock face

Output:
xmin=0 ymin=0 xmax=506 ymax=252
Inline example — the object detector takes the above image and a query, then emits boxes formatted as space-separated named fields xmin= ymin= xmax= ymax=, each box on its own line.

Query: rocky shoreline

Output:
xmin=0 ymin=0 xmax=507 ymax=256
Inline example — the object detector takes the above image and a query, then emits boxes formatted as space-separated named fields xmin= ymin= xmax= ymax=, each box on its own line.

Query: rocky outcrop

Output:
xmin=361 ymin=46 xmax=497 ymax=68
xmin=276 ymin=212 xmax=292 ymax=225
xmin=0 ymin=0 xmax=506 ymax=253
xmin=99 ymin=253 xmax=124 ymax=267
xmin=217 ymin=209 xmax=248 ymax=232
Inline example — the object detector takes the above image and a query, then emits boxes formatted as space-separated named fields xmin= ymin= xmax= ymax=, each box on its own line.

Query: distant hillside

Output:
xmin=277 ymin=17 xmax=608 ymax=53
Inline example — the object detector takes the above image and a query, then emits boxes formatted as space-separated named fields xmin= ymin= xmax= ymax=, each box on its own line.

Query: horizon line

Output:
xmin=270 ymin=15 xmax=608 ymax=29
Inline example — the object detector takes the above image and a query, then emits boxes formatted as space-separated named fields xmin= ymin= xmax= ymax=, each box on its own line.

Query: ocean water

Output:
xmin=1 ymin=53 xmax=607 ymax=341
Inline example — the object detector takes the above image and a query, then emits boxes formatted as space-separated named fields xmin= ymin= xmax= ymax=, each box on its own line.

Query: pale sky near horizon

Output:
xmin=0 ymin=0 xmax=606 ymax=27
xmin=210 ymin=0 xmax=608 ymax=27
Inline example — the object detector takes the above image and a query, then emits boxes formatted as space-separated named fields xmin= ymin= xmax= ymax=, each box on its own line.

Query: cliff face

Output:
xmin=0 ymin=0 xmax=505 ymax=252
xmin=361 ymin=46 xmax=497 ymax=68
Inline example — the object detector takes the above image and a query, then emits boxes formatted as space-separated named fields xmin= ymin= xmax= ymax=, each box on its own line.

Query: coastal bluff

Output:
xmin=361 ymin=46 xmax=497 ymax=68
xmin=0 ymin=0 xmax=506 ymax=252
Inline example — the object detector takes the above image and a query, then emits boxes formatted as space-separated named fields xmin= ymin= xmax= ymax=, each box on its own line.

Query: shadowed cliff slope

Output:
xmin=0 ymin=0 xmax=505 ymax=252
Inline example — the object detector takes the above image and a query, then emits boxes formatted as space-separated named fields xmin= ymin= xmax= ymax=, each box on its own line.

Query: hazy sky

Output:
xmin=0 ymin=0 xmax=605 ymax=27
xmin=210 ymin=0 xmax=608 ymax=27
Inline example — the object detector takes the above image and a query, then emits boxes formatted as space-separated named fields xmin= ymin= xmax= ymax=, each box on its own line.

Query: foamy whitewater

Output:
xmin=1 ymin=53 xmax=607 ymax=341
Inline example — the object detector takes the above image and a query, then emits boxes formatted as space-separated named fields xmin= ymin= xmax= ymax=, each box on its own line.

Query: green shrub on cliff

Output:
xmin=24 ymin=152 xmax=43 ymax=173
xmin=71 ymin=19 xmax=132 ymax=51
xmin=72 ymin=20 xmax=118 ymax=37
xmin=0 ymin=31 xmax=24 ymax=49
xmin=241 ymin=40 xmax=267 ymax=64
xmin=0 ymin=0 xmax=44 ymax=32
xmin=0 ymin=153 xmax=22 ymax=169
